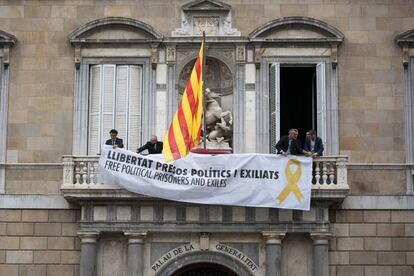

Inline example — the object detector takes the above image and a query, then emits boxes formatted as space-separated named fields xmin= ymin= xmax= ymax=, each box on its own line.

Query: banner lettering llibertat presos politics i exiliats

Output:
xmin=98 ymin=145 xmax=313 ymax=210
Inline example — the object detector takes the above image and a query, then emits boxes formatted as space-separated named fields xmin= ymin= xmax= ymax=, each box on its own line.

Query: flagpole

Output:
xmin=201 ymin=31 xmax=207 ymax=150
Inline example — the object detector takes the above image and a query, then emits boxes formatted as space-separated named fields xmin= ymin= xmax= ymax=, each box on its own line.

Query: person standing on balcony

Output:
xmin=105 ymin=129 xmax=124 ymax=149
xmin=304 ymin=129 xmax=324 ymax=157
xmin=275 ymin=128 xmax=305 ymax=155
xmin=137 ymin=135 xmax=163 ymax=154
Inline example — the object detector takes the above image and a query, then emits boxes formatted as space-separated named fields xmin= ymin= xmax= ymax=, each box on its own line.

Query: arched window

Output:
xmin=249 ymin=17 xmax=344 ymax=155
xmin=69 ymin=17 xmax=163 ymax=155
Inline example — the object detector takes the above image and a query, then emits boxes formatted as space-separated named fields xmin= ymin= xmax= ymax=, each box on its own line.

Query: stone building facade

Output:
xmin=0 ymin=0 xmax=413 ymax=275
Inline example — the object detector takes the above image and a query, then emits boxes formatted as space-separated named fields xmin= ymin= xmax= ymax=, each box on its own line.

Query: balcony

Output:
xmin=61 ymin=155 xmax=349 ymax=204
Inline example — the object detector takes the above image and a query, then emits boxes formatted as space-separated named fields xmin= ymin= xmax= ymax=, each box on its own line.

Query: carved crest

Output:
xmin=172 ymin=0 xmax=240 ymax=37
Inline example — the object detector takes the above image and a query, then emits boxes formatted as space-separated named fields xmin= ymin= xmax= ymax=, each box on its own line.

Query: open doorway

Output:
xmin=171 ymin=262 xmax=238 ymax=276
xmin=269 ymin=64 xmax=317 ymax=151
xmin=280 ymin=65 xmax=316 ymax=143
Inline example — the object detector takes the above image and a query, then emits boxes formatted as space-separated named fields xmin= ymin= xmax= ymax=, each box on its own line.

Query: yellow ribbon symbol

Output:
xmin=276 ymin=159 xmax=304 ymax=204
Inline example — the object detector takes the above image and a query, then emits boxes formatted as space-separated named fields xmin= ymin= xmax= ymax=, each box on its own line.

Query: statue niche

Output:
xmin=178 ymin=57 xmax=233 ymax=149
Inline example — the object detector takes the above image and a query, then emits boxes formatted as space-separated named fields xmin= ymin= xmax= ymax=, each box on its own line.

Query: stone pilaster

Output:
xmin=78 ymin=231 xmax=100 ymax=276
xmin=124 ymin=231 xmax=147 ymax=276
xmin=310 ymin=232 xmax=331 ymax=276
xmin=262 ymin=231 xmax=285 ymax=276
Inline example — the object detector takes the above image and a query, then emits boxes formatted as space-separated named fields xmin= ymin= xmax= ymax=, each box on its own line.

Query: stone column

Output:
xmin=78 ymin=231 xmax=100 ymax=276
xmin=262 ymin=231 xmax=285 ymax=276
xmin=124 ymin=231 xmax=147 ymax=276
xmin=310 ymin=233 xmax=331 ymax=276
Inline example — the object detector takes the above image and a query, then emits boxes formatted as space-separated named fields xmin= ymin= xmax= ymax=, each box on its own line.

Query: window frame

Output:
xmin=0 ymin=56 xmax=6 ymax=193
xmin=260 ymin=57 xmax=339 ymax=155
xmin=396 ymin=30 xmax=414 ymax=194
xmin=405 ymin=58 xmax=414 ymax=193
xmin=0 ymin=31 xmax=15 ymax=194
xmin=73 ymin=57 xmax=151 ymax=155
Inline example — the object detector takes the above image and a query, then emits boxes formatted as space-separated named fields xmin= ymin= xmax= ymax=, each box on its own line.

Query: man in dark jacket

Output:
xmin=275 ymin=128 xmax=304 ymax=155
xmin=105 ymin=129 xmax=124 ymax=149
xmin=137 ymin=135 xmax=163 ymax=154
xmin=304 ymin=129 xmax=324 ymax=157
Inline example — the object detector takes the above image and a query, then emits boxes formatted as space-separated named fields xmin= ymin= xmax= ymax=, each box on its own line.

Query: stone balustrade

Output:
xmin=61 ymin=155 xmax=349 ymax=192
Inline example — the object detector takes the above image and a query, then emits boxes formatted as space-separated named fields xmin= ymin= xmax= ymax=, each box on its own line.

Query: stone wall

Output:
xmin=5 ymin=168 xmax=62 ymax=194
xmin=0 ymin=0 xmax=410 ymax=166
xmin=0 ymin=209 xmax=80 ymax=276
xmin=0 ymin=1 xmax=413 ymax=275
xmin=330 ymin=210 xmax=414 ymax=276
xmin=348 ymin=169 xmax=407 ymax=195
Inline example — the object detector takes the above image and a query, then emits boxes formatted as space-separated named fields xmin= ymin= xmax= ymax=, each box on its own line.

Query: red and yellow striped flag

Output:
xmin=163 ymin=42 xmax=204 ymax=162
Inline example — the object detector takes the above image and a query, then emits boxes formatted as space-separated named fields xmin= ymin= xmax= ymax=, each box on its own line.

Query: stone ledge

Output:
xmin=0 ymin=195 xmax=74 ymax=209
xmin=61 ymin=187 xmax=349 ymax=205
xmin=341 ymin=196 xmax=414 ymax=210
xmin=80 ymin=221 xmax=330 ymax=233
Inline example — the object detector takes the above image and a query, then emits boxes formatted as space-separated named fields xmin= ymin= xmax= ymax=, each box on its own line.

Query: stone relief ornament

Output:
xmin=193 ymin=16 xmax=220 ymax=35
xmin=172 ymin=1 xmax=240 ymax=37
xmin=177 ymin=50 xmax=198 ymax=67
xmin=166 ymin=46 xmax=176 ymax=63
xmin=236 ymin=45 xmax=245 ymax=62
xmin=178 ymin=57 xmax=233 ymax=95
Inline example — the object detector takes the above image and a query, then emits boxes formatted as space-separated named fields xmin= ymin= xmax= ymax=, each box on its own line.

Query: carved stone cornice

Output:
xmin=262 ymin=231 xmax=286 ymax=245
xmin=0 ymin=30 xmax=16 ymax=67
xmin=310 ymin=232 xmax=332 ymax=245
xmin=248 ymin=17 xmax=344 ymax=45
xmin=69 ymin=17 xmax=163 ymax=45
xmin=77 ymin=231 xmax=100 ymax=243
xmin=395 ymin=30 xmax=414 ymax=68
xmin=124 ymin=231 xmax=147 ymax=244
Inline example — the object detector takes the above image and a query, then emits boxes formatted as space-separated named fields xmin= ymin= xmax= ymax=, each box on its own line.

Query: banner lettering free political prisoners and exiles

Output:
xmin=98 ymin=145 xmax=313 ymax=210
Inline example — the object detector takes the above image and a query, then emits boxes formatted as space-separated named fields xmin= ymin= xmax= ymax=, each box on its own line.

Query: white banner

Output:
xmin=98 ymin=145 xmax=312 ymax=210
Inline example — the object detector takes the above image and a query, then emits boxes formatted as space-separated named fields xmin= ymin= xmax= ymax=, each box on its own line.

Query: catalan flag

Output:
xmin=163 ymin=42 xmax=204 ymax=162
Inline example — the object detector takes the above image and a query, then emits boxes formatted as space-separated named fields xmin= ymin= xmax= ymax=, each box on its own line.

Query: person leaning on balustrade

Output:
xmin=137 ymin=135 xmax=163 ymax=154
xmin=304 ymin=129 xmax=324 ymax=157
xmin=275 ymin=128 xmax=306 ymax=156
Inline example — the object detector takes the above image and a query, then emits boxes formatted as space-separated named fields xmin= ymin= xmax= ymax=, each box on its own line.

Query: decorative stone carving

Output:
xmin=395 ymin=29 xmax=414 ymax=68
xmin=2 ymin=46 xmax=9 ymax=67
xmin=151 ymin=44 xmax=158 ymax=68
xmin=402 ymin=46 xmax=409 ymax=68
xmin=177 ymin=49 xmax=198 ymax=67
xmin=220 ymin=50 xmax=235 ymax=63
xmin=173 ymin=12 xmax=192 ymax=36
xmin=74 ymin=46 xmax=81 ymax=68
xmin=166 ymin=46 xmax=176 ymax=63
xmin=178 ymin=57 xmax=233 ymax=95
xmin=236 ymin=45 xmax=245 ymax=63
xmin=254 ymin=45 xmax=265 ymax=67
xmin=193 ymin=16 xmax=220 ymax=35
xmin=0 ymin=30 xmax=16 ymax=67
xmin=172 ymin=0 xmax=240 ymax=37
xmin=200 ymin=233 xmax=210 ymax=250
xmin=222 ymin=14 xmax=239 ymax=35
xmin=331 ymin=45 xmax=338 ymax=69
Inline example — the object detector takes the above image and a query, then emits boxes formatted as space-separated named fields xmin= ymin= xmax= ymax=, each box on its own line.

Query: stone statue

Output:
xmin=222 ymin=14 xmax=240 ymax=36
xmin=172 ymin=13 xmax=191 ymax=36
xmin=204 ymin=88 xmax=233 ymax=147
